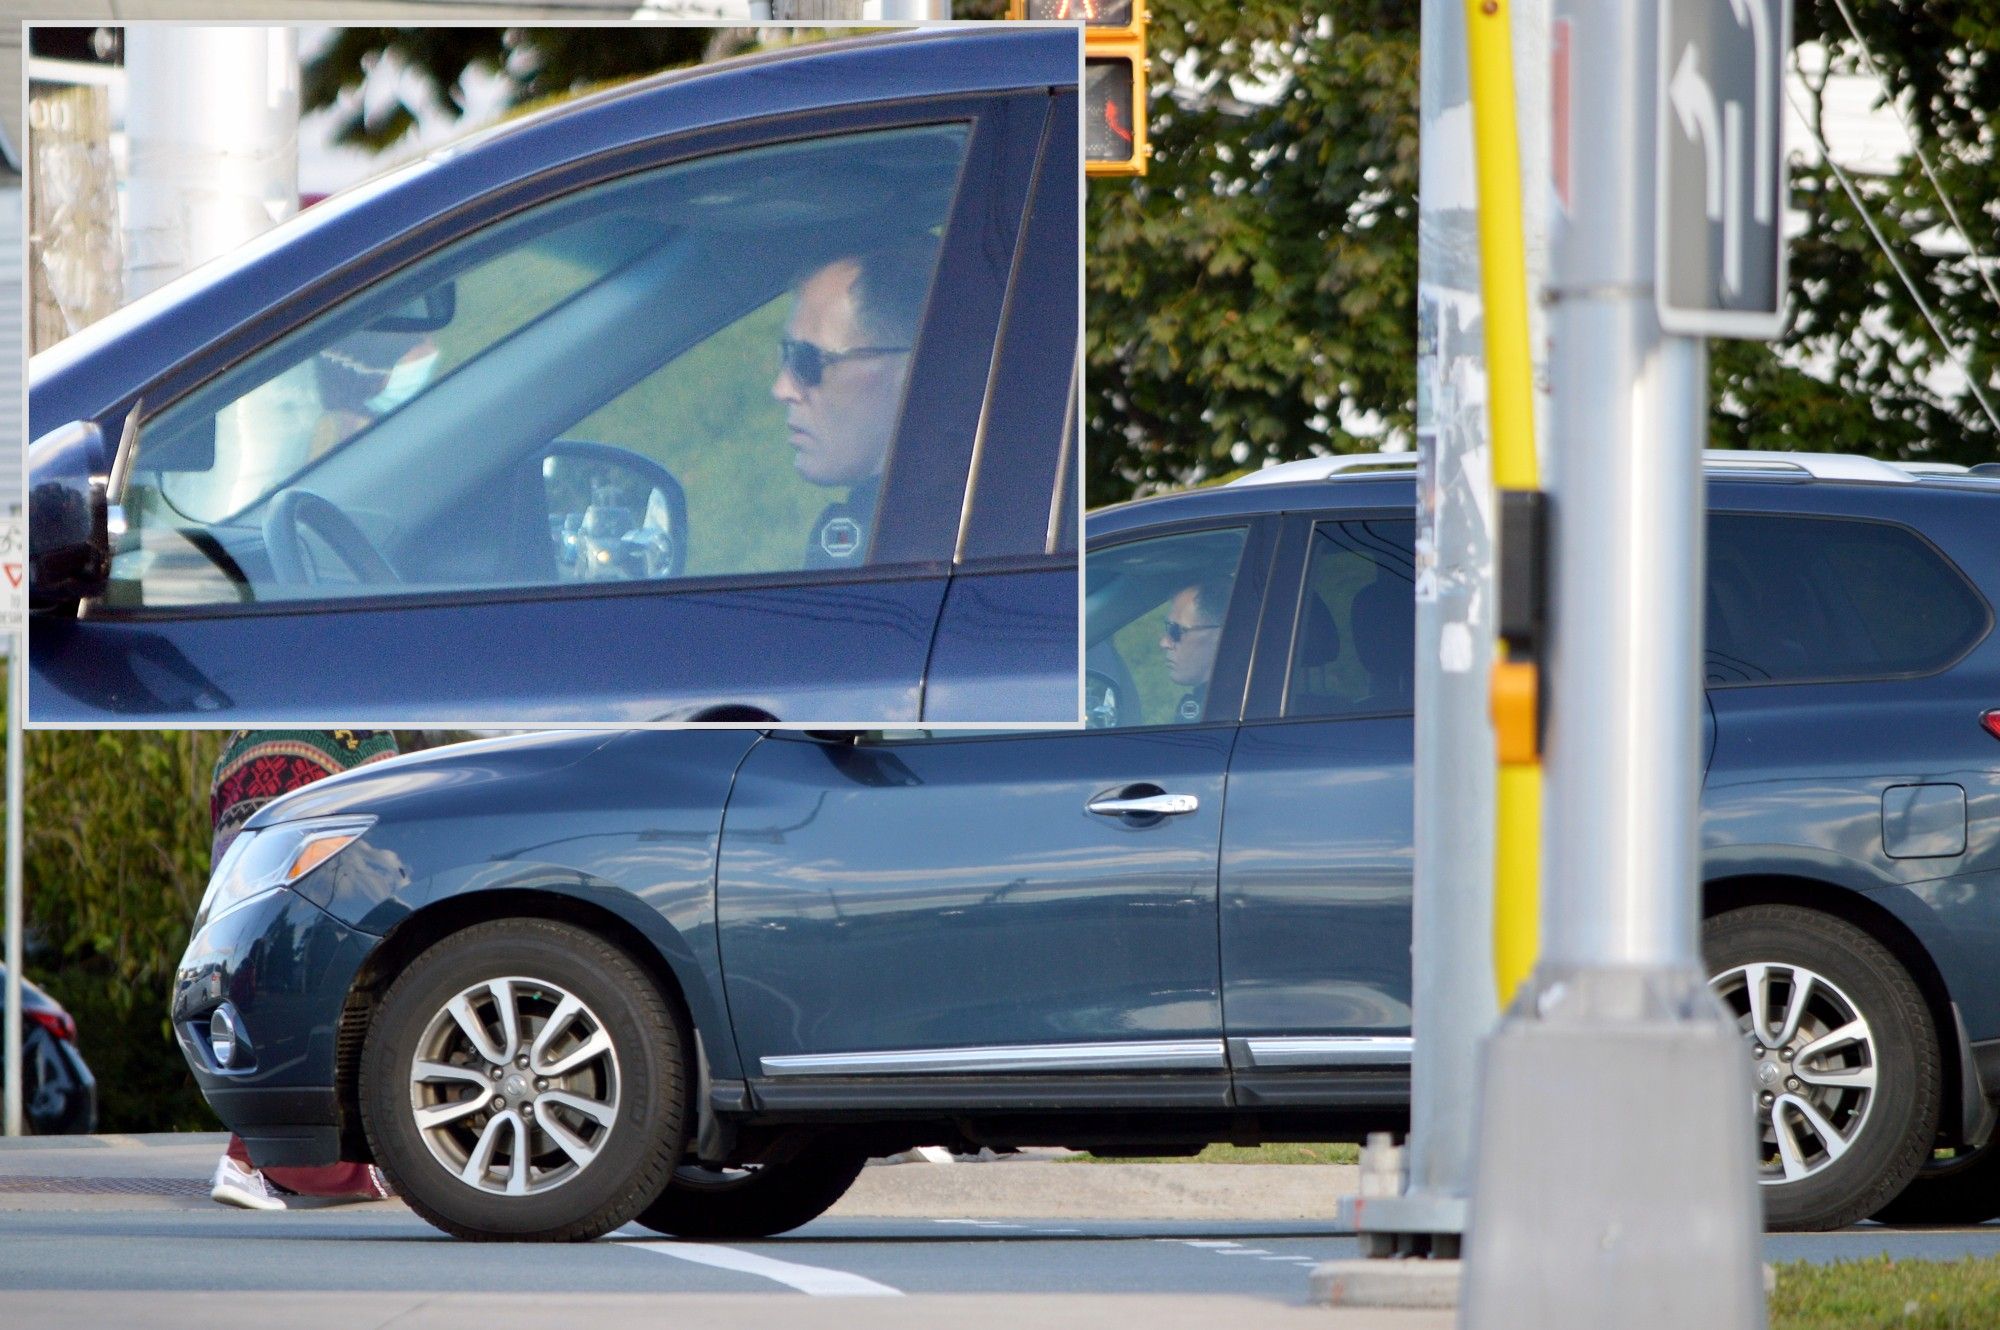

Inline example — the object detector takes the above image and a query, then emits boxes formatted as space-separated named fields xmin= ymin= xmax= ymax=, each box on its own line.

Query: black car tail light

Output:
xmin=27 ymin=1009 xmax=77 ymax=1042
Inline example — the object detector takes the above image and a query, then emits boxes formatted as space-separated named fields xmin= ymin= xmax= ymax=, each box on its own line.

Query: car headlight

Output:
xmin=195 ymin=816 xmax=376 ymax=930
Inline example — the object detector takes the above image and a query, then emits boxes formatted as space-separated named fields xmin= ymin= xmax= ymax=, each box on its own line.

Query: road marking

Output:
xmin=627 ymin=1241 xmax=902 ymax=1297
xmin=1168 ymin=1239 xmax=1245 ymax=1248
xmin=931 ymin=1219 xmax=1028 ymax=1230
xmin=1212 ymin=1248 xmax=1273 ymax=1256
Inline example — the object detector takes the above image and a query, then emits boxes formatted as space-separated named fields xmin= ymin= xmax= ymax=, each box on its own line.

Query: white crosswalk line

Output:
xmin=626 ymin=1240 xmax=903 ymax=1296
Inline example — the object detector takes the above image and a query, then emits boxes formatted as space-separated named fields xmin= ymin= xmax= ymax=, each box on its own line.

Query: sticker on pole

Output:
xmin=1655 ymin=0 xmax=1790 ymax=338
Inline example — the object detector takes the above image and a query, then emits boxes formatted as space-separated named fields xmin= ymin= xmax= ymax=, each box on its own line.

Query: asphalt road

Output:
xmin=2 ymin=1135 xmax=1997 ymax=1329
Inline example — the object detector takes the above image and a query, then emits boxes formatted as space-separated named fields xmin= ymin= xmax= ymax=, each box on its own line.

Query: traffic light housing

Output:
xmin=1009 ymin=0 xmax=1148 ymax=177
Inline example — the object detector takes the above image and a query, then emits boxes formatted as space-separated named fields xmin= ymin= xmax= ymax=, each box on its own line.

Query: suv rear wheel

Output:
xmin=1704 ymin=905 xmax=1940 ymax=1231
xmin=360 ymin=918 xmax=686 ymax=1241
xmin=634 ymin=1150 xmax=870 ymax=1239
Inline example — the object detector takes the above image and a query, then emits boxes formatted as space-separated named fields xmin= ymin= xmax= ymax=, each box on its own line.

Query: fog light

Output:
xmin=209 ymin=1006 xmax=238 ymax=1068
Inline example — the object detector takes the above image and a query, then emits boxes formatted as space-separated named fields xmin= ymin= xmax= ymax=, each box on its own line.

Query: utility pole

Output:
xmin=1334 ymin=0 xmax=1551 ymax=1269
xmin=122 ymin=28 xmax=299 ymax=302
xmin=1459 ymin=1 xmax=1768 ymax=1325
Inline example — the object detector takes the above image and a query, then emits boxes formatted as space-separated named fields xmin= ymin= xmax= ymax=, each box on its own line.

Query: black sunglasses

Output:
xmin=779 ymin=337 xmax=910 ymax=389
xmin=1162 ymin=619 xmax=1222 ymax=644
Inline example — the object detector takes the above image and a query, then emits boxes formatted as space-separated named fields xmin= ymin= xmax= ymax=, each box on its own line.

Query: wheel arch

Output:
xmin=1703 ymin=873 xmax=1969 ymax=1147
xmin=333 ymin=883 xmax=723 ymax=1163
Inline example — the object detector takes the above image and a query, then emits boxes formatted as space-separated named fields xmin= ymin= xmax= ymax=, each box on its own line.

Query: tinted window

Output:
xmin=1706 ymin=513 xmax=1990 ymax=685
xmin=1285 ymin=520 xmax=1417 ymax=718
xmin=1085 ymin=527 xmax=1248 ymax=727
xmin=107 ymin=125 xmax=970 ymax=609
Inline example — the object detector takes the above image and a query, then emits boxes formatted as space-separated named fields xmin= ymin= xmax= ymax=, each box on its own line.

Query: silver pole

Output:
xmin=1459 ymin=1 xmax=1762 ymax=1325
xmin=1338 ymin=0 xmax=1497 ymax=1257
xmin=4 ymin=636 xmax=23 ymax=1137
xmin=1340 ymin=0 xmax=1551 ymax=1261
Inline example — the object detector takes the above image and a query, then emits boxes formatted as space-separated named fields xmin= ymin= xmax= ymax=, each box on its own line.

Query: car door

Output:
xmin=1218 ymin=511 xmax=1417 ymax=1106
xmin=30 ymin=88 xmax=1056 ymax=724
xmin=714 ymin=519 xmax=1275 ymax=1110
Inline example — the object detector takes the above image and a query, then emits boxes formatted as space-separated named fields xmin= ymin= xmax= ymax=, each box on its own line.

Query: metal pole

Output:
xmin=1337 ymin=0 xmax=1550 ymax=1262
xmin=122 ymin=28 xmax=299 ymax=302
xmin=4 ymin=637 xmax=23 ymax=1137
xmin=1459 ymin=1 xmax=1763 ymax=1325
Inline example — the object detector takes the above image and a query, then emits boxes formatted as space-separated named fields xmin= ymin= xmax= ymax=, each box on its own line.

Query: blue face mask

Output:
xmin=366 ymin=350 xmax=439 ymax=415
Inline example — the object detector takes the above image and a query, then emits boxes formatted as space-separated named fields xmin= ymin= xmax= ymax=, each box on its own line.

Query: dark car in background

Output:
xmin=3 ymin=967 xmax=98 ymax=1135
xmin=171 ymin=452 xmax=2000 ymax=1240
xmin=28 ymin=27 xmax=1081 ymax=725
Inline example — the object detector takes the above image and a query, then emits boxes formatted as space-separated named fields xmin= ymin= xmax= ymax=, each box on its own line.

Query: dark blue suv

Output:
xmin=172 ymin=453 xmax=2000 ymax=1239
xmin=28 ymin=28 xmax=1081 ymax=725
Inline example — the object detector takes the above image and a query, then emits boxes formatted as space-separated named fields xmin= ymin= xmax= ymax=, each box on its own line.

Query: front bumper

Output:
xmin=172 ymin=885 xmax=378 ymax=1168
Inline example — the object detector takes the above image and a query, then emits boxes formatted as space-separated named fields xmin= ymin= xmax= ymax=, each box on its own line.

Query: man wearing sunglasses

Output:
xmin=1160 ymin=577 xmax=1232 ymax=722
xmin=772 ymin=238 xmax=935 ymax=569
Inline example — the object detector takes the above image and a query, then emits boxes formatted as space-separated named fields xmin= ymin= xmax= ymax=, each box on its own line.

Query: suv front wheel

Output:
xmin=1704 ymin=905 xmax=1940 ymax=1232
xmin=360 ymin=918 xmax=687 ymax=1241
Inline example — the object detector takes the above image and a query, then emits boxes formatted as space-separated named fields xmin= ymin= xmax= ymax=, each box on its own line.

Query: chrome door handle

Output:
xmin=1088 ymin=792 xmax=1199 ymax=817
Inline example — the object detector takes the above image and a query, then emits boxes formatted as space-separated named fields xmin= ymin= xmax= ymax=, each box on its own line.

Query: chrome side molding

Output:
xmin=1228 ymin=1036 xmax=1413 ymax=1068
xmin=760 ymin=1039 xmax=1229 ymax=1077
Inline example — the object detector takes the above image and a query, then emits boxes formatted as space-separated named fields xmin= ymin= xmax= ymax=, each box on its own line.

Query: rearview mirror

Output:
xmin=368 ymin=282 xmax=456 ymax=333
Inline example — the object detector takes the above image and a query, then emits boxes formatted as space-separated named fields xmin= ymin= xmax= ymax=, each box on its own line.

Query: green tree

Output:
xmin=1086 ymin=1 xmax=1420 ymax=502
xmin=300 ymin=10 xmax=1999 ymax=508
xmin=301 ymin=27 xmax=716 ymax=150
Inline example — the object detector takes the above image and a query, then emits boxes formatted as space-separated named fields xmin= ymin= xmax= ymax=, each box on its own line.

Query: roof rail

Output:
xmin=1699 ymin=450 xmax=1921 ymax=482
xmin=1231 ymin=449 xmax=1977 ymax=489
xmin=1229 ymin=452 xmax=1418 ymax=487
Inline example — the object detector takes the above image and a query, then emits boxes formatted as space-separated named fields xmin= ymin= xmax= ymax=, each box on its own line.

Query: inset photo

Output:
xmin=24 ymin=22 xmax=1082 ymax=726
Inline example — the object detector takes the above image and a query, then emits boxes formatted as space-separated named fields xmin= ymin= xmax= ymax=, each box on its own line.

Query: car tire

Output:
xmin=1871 ymin=1142 xmax=2000 ymax=1226
xmin=633 ymin=1150 xmax=870 ymax=1240
xmin=1704 ymin=905 xmax=1940 ymax=1232
xmin=359 ymin=918 xmax=685 ymax=1241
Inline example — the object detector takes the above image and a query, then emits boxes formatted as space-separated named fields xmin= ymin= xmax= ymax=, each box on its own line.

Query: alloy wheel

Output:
xmin=1710 ymin=961 xmax=1879 ymax=1186
xmin=407 ymin=976 xmax=622 ymax=1197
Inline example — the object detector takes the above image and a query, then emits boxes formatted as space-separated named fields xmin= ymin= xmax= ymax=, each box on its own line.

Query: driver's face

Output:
xmin=772 ymin=260 xmax=910 ymax=488
xmin=1161 ymin=587 xmax=1223 ymax=689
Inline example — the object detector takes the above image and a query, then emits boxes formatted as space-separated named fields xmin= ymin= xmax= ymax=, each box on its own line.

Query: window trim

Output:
xmin=1244 ymin=507 xmax=1417 ymax=724
xmin=1077 ymin=515 xmax=1280 ymax=734
xmin=90 ymin=94 xmax=1045 ymax=623
xmin=1703 ymin=510 xmax=1994 ymax=690
xmin=77 ymin=557 xmax=956 ymax=625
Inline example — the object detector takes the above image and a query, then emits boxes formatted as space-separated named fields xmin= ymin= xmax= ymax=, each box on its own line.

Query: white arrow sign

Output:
xmin=1669 ymin=45 xmax=1723 ymax=223
xmin=1670 ymin=43 xmax=1747 ymax=295
xmin=1727 ymin=0 xmax=1774 ymax=226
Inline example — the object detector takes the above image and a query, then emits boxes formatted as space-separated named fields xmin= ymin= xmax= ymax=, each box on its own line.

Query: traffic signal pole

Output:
xmin=1459 ymin=1 xmax=1764 ymax=1325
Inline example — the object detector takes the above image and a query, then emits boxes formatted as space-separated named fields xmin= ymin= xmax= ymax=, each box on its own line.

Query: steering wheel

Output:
xmin=1085 ymin=669 xmax=1124 ymax=729
xmin=262 ymin=487 xmax=400 ymax=587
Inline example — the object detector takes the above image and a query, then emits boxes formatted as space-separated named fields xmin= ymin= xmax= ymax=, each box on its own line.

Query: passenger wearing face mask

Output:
xmin=308 ymin=330 xmax=439 ymax=460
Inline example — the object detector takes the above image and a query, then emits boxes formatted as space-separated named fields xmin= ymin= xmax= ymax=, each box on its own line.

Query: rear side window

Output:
xmin=1706 ymin=514 xmax=1991 ymax=685
xmin=1285 ymin=520 xmax=1417 ymax=718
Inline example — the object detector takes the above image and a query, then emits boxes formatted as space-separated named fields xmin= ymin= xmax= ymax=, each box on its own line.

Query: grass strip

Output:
xmin=1770 ymin=1255 xmax=2000 ymax=1330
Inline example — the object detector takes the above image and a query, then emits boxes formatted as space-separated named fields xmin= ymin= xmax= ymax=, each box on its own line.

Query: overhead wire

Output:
xmin=1784 ymin=73 xmax=2000 ymax=436
xmin=1827 ymin=0 xmax=2000 ymax=319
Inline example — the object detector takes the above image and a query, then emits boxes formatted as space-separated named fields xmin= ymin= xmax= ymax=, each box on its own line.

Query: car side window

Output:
xmin=1706 ymin=513 xmax=1990 ymax=685
xmin=105 ymin=123 xmax=971 ymax=610
xmin=1284 ymin=519 xmax=1417 ymax=719
xmin=1085 ymin=527 xmax=1249 ymax=728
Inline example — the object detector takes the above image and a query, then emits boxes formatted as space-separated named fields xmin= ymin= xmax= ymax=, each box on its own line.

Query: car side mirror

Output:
xmin=28 ymin=420 xmax=112 ymax=608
